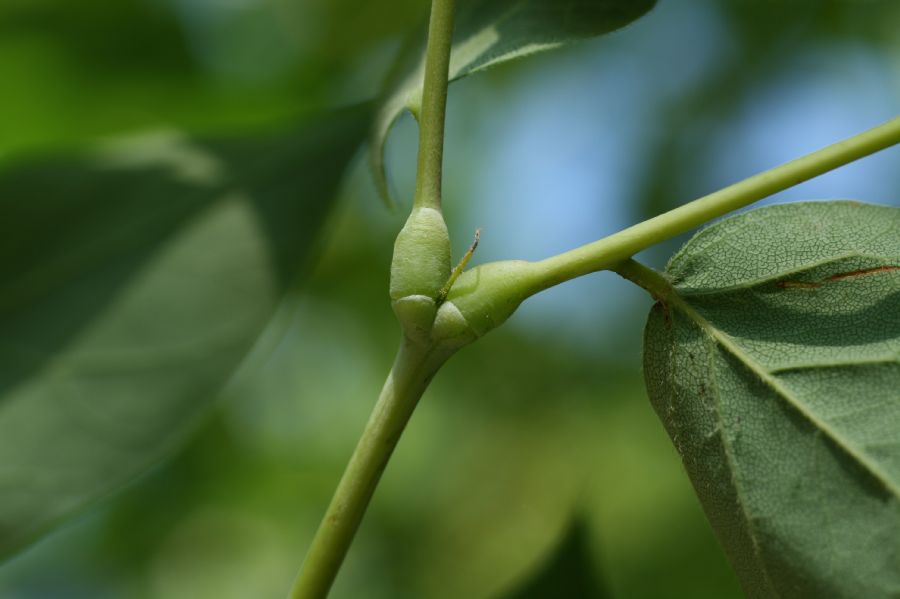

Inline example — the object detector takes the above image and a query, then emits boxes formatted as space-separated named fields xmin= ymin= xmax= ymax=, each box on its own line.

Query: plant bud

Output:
xmin=430 ymin=300 xmax=478 ymax=351
xmin=390 ymin=207 xmax=452 ymax=300
xmin=392 ymin=294 xmax=438 ymax=347
xmin=390 ymin=206 xmax=452 ymax=343
xmin=431 ymin=260 xmax=543 ymax=347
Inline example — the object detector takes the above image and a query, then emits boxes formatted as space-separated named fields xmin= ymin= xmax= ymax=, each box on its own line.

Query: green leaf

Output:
xmin=500 ymin=517 xmax=611 ymax=599
xmin=370 ymin=0 xmax=657 ymax=207
xmin=642 ymin=201 xmax=900 ymax=598
xmin=0 ymin=105 xmax=367 ymax=559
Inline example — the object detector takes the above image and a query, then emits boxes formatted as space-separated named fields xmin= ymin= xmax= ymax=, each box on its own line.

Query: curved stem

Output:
xmin=532 ymin=115 xmax=900 ymax=290
xmin=288 ymin=340 xmax=450 ymax=599
xmin=414 ymin=0 xmax=456 ymax=210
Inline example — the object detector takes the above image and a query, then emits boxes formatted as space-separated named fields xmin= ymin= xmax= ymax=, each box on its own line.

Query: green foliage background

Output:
xmin=1 ymin=1 xmax=898 ymax=597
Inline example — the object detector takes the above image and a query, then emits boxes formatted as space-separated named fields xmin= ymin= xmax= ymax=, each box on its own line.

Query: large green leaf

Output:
xmin=370 ymin=0 xmax=657 ymax=206
xmin=0 ymin=105 xmax=367 ymax=559
xmin=642 ymin=201 xmax=900 ymax=598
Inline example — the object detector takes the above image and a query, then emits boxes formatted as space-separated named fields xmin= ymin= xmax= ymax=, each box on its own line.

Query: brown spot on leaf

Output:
xmin=777 ymin=265 xmax=900 ymax=290
xmin=826 ymin=265 xmax=900 ymax=281
xmin=777 ymin=280 xmax=820 ymax=290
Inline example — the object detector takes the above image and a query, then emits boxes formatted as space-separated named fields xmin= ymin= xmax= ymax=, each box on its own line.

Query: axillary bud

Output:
xmin=389 ymin=207 xmax=452 ymax=344
xmin=431 ymin=260 xmax=542 ymax=349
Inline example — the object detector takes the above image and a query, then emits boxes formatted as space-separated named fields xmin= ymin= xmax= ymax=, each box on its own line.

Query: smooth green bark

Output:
xmin=429 ymin=116 xmax=900 ymax=341
xmin=533 ymin=116 xmax=900 ymax=289
xmin=413 ymin=0 xmax=456 ymax=210
xmin=288 ymin=340 xmax=452 ymax=599
xmin=289 ymin=2 xmax=458 ymax=596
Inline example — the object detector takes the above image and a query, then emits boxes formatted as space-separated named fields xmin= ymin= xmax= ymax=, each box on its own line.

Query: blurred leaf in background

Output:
xmin=0 ymin=0 xmax=422 ymax=156
xmin=0 ymin=104 xmax=366 ymax=560
xmin=501 ymin=517 xmax=611 ymax=599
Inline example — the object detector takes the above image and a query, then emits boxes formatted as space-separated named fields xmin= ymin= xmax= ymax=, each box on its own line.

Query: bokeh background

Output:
xmin=2 ymin=0 xmax=899 ymax=597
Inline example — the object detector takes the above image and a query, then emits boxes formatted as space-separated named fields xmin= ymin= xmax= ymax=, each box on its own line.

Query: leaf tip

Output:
xmin=368 ymin=143 xmax=397 ymax=212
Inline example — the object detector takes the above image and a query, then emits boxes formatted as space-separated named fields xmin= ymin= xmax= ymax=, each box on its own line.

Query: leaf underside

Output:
xmin=370 ymin=0 xmax=657 ymax=207
xmin=643 ymin=201 xmax=900 ymax=599
xmin=0 ymin=105 xmax=367 ymax=559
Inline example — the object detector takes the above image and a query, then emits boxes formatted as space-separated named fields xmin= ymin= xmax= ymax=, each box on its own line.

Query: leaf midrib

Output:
xmin=669 ymin=293 xmax=900 ymax=498
xmin=700 ymin=319 xmax=782 ymax=598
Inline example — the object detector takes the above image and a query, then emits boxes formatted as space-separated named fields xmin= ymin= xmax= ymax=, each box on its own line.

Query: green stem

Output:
xmin=289 ymin=5 xmax=459 ymax=595
xmin=288 ymin=341 xmax=449 ymax=599
xmin=532 ymin=115 xmax=900 ymax=289
xmin=414 ymin=0 xmax=456 ymax=210
xmin=611 ymin=258 xmax=673 ymax=300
